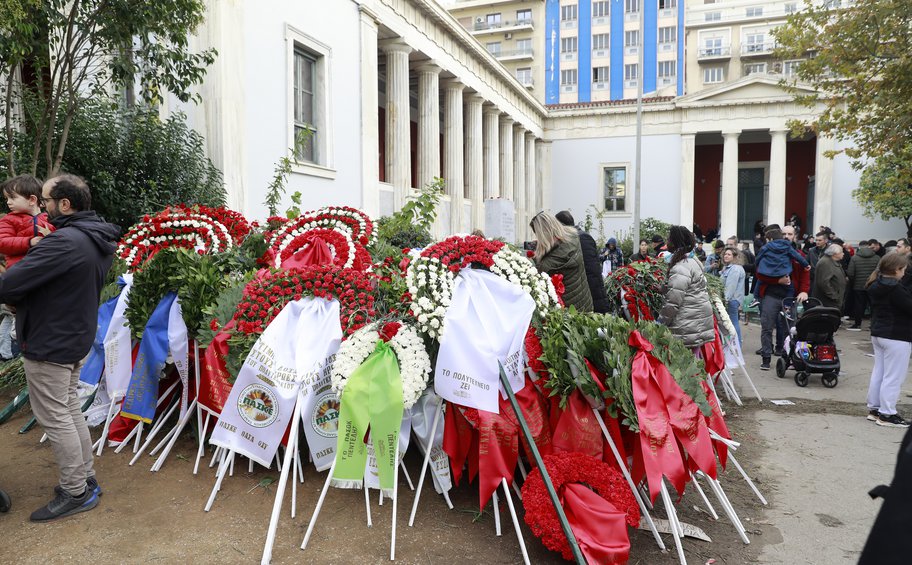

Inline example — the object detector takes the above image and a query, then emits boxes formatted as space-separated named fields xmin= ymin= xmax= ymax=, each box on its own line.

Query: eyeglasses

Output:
xmin=39 ymin=197 xmax=57 ymax=206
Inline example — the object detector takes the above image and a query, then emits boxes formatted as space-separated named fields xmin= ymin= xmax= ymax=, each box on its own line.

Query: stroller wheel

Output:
xmin=776 ymin=357 xmax=787 ymax=379
xmin=822 ymin=372 xmax=838 ymax=388
xmin=795 ymin=372 xmax=809 ymax=387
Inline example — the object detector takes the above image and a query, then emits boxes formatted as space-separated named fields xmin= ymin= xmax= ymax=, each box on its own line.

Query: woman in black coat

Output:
xmin=865 ymin=253 xmax=912 ymax=428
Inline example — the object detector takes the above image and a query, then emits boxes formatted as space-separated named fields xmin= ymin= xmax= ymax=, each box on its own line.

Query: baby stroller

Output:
xmin=775 ymin=297 xmax=842 ymax=388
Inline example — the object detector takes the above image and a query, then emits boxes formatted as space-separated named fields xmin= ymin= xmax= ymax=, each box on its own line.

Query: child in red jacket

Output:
xmin=0 ymin=175 xmax=54 ymax=267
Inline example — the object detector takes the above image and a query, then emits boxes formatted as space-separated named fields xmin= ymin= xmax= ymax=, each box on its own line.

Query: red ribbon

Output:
xmin=461 ymin=405 xmax=519 ymax=510
xmin=282 ymin=235 xmax=334 ymax=269
xmin=629 ymin=330 xmax=717 ymax=502
xmin=700 ymin=380 xmax=731 ymax=470
xmin=198 ymin=320 xmax=236 ymax=414
xmin=700 ymin=318 xmax=726 ymax=377
xmin=552 ymin=389 xmax=603 ymax=458
xmin=443 ymin=404 xmax=475 ymax=486
xmin=560 ymin=483 xmax=632 ymax=565
xmin=503 ymin=381 xmax=553 ymax=460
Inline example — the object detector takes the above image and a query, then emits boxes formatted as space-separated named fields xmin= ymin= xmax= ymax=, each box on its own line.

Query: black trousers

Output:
xmin=853 ymin=289 xmax=869 ymax=326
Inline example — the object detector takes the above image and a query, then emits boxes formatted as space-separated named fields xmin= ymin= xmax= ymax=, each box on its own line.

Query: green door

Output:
xmin=737 ymin=168 xmax=765 ymax=240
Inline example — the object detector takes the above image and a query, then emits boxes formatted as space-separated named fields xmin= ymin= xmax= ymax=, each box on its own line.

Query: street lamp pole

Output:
xmin=633 ymin=0 xmax=645 ymax=247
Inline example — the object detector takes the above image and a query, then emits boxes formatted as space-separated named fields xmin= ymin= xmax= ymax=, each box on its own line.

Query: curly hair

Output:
xmin=666 ymin=225 xmax=695 ymax=269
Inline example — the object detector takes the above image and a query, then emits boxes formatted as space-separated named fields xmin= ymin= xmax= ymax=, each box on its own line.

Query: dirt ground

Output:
xmin=0 ymin=319 xmax=906 ymax=564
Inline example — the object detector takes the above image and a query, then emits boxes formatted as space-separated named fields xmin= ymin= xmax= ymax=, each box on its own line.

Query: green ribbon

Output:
xmin=332 ymin=340 xmax=404 ymax=493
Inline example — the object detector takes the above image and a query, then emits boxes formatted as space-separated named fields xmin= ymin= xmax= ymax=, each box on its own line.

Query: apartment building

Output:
xmin=446 ymin=0 xmax=546 ymax=101
xmin=684 ymin=0 xmax=806 ymax=94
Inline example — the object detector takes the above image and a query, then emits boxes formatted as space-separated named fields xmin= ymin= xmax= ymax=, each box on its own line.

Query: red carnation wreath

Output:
xmin=117 ymin=205 xmax=235 ymax=268
xmin=196 ymin=204 xmax=251 ymax=244
xmin=522 ymin=452 xmax=640 ymax=562
xmin=267 ymin=206 xmax=375 ymax=271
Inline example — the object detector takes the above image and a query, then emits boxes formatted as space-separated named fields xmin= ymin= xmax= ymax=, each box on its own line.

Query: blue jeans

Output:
xmin=726 ymin=300 xmax=742 ymax=347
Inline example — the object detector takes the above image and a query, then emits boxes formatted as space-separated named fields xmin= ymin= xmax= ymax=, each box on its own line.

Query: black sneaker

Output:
xmin=755 ymin=348 xmax=763 ymax=356
xmin=760 ymin=358 xmax=771 ymax=371
xmin=876 ymin=414 xmax=910 ymax=428
xmin=30 ymin=488 xmax=98 ymax=522
xmin=774 ymin=348 xmax=786 ymax=357
xmin=867 ymin=410 xmax=880 ymax=422
xmin=55 ymin=476 xmax=101 ymax=498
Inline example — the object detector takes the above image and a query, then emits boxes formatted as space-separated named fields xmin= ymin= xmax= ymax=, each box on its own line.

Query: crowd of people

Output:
xmin=528 ymin=212 xmax=912 ymax=430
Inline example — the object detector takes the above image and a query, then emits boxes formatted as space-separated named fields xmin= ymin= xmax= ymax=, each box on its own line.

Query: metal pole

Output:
xmin=633 ymin=0 xmax=646 ymax=246
xmin=498 ymin=362 xmax=585 ymax=565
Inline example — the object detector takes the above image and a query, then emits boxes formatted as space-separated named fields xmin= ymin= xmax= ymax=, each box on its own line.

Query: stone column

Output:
xmin=359 ymin=7 xmax=380 ymax=217
xmin=524 ymin=132 xmax=536 ymax=241
xmin=464 ymin=94 xmax=485 ymax=230
xmin=381 ymin=41 xmax=412 ymax=209
xmin=483 ymin=105 xmax=501 ymax=200
xmin=767 ymin=129 xmax=788 ymax=228
xmin=720 ymin=131 xmax=740 ymax=239
xmin=813 ymin=134 xmax=835 ymax=230
xmin=499 ymin=116 xmax=514 ymax=201
xmin=443 ymin=79 xmax=465 ymax=236
xmin=679 ymin=133 xmax=696 ymax=228
xmin=513 ymin=125 xmax=526 ymax=235
xmin=417 ymin=63 xmax=440 ymax=190
xmin=536 ymin=140 xmax=551 ymax=215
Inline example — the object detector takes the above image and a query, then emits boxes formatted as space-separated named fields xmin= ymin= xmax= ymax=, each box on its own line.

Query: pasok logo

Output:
xmin=311 ymin=392 xmax=340 ymax=438
xmin=237 ymin=384 xmax=278 ymax=428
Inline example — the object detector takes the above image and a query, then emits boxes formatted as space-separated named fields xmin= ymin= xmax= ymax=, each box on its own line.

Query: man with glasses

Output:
xmin=0 ymin=175 xmax=119 ymax=522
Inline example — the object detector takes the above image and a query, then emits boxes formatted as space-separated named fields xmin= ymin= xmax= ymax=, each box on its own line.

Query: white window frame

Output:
xmin=746 ymin=6 xmax=763 ymax=17
xmin=744 ymin=62 xmax=766 ymax=75
xmin=625 ymin=0 xmax=639 ymax=13
xmin=600 ymin=164 xmax=630 ymax=215
xmin=561 ymin=4 xmax=578 ymax=22
xmin=516 ymin=38 xmax=533 ymax=53
xmin=783 ymin=59 xmax=802 ymax=77
xmin=561 ymin=36 xmax=578 ymax=54
xmin=625 ymin=30 xmax=639 ymax=47
xmin=785 ymin=2 xmax=798 ymax=14
xmin=658 ymin=60 xmax=676 ymax=78
xmin=703 ymin=66 xmax=724 ymax=84
xmin=286 ymin=25 xmax=334 ymax=179
xmin=592 ymin=33 xmax=610 ymax=51
xmin=593 ymin=1 xmax=610 ymax=18
xmin=659 ymin=0 xmax=677 ymax=8
xmin=516 ymin=67 xmax=533 ymax=85
xmin=516 ymin=9 xmax=532 ymax=22
xmin=592 ymin=66 xmax=610 ymax=83
xmin=561 ymin=68 xmax=578 ymax=85
xmin=705 ymin=11 xmax=721 ymax=22
xmin=487 ymin=41 xmax=502 ymax=56
xmin=658 ymin=26 xmax=676 ymax=44
xmin=624 ymin=63 xmax=638 ymax=80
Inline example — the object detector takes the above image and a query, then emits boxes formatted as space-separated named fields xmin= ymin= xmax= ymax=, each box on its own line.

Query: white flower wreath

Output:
xmin=711 ymin=293 xmax=738 ymax=344
xmin=406 ymin=246 xmax=560 ymax=340
xmin=331 ymin=322 xmax=431 ymax=409
xmin=117 ymin=213 xmax=233 ymax=267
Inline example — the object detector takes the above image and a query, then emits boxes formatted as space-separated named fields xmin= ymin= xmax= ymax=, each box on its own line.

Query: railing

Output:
xmin=697 ymin=45 xmax=732 ymax=59
xmin=742 ymin=42 xmax=778 ymax=56
xmin=498 ymin=48 xmax=534 ymax=58
xmin=472 ymin=18 xmax=533 ymax=32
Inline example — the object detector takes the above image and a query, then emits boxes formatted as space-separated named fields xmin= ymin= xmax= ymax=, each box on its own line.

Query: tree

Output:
xmin=0 ymin=0 xmax=216 ymax=177
xmin=853 ymin=153 xmax=912 ymax=238
xmin=773 ymin=0 xmax=912 ymax=168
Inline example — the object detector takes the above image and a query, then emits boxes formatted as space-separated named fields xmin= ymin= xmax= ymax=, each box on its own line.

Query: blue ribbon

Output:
xmin=79 ymin=277 xmax=128 ymax=386
xmin=121 ymin=292 xmax=177 ymax=423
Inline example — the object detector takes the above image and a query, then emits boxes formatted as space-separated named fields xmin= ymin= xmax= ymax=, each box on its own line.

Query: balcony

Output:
xmin=472 ymin=18 xmax=533 ymax=35
xmin=517 ymin=76 xmax=534 ymax=88
xmin=741 ymin=42 xmax=778 ymax=58
xmin=496 ymin=48 xmax=534 ymax=61
xmin=697 ymin=45 xmax=732 ymax=62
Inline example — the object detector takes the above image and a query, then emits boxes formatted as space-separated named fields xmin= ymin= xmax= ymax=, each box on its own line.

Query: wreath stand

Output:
xmin=407 ymin=396 xmax=454 ymax=527
xmin=722 ymin=341 xmax=762 ymax=403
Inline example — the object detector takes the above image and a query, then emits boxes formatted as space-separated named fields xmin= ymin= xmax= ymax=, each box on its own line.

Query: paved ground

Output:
xmin=734 ymin=317 xmax=909 ymax=564
xmin=0 ymin=316 xmax=906 ymax=564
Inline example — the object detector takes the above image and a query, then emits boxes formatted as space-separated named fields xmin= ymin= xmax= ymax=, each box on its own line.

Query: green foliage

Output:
xmin=125 ymin=248 xmax=238 ymax=340
xmin=0 ymin=357 xmax=25 ymax=390
xmin=603 ymin=259 xmax=668 ymax=319
xmin=262 ymin=128 xmax=315 ymax=218
xmin=538 ymin=308 xmax=710 ymax=432
xmin=614 ymin=217 xmax=673 ymax=257
xmin=374 ymin=179 xmax=443 ymax=250
xmin=195 ymin=276 xmax=251 ymax=346
xmin=773 ymin=0 xmax=912 ymax=171
xmin=853 ymin=154 xmax=912 ymax=237
xmin=4 ymin=101 xmax=225 ymax=230
xmin=0 ymin=0 xmax=216 ymax=176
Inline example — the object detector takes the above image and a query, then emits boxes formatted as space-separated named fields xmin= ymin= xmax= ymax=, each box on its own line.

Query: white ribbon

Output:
xmin=102 ymin=273 xmax=134 ymax=398
xmin=409 ymin=390 xmax=452 ymax=494
xmin=167 ymin=296 xmax=190 ymax=417
xmin=210 ymin=297 xmax=342 ymax=468
xmin=434 ymin=269 xmax=535 ymax=413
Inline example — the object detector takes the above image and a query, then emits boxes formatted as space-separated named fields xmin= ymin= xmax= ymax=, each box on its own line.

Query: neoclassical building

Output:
xmin=169 ymin=0 xmax=902 ymax=243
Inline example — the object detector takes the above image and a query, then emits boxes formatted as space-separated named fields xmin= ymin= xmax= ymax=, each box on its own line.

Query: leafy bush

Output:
xmin=614 ymin=217 xmax=674 ymax=257
xmin=3 ymin=100 xmax=226 ymax=230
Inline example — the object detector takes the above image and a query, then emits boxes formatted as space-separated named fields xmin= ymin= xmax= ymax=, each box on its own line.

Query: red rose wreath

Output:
xmin=522 ymin=452 xmax=640 ymax=563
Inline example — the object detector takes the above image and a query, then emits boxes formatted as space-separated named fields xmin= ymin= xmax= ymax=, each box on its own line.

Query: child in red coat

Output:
xmin=0 ymin=175 xmax=54 ymax=267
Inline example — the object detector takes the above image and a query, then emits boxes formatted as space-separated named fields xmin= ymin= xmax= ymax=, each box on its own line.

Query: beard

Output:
xmin=45 ymin=207 xmax=60 ymax=219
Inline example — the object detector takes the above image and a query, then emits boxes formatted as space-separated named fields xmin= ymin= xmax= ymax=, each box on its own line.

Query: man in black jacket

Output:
xmin=0 ymin=175 xmax=119 ymax=522
xmin=555 ymin=211 xmax=610 ymax=313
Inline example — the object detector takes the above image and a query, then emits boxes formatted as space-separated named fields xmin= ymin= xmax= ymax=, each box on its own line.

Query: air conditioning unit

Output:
xmin=594 ymin=49 xmax=608 ymax=57
xmin=594 ymin=82 xmax=609 ymax=90
xmin=625 ymin=79 xmax=638 ymax=88
xmin=660 ymin=42 xmax=675 ymax=52
xmin=625 ymin=46 xmax=638 ymax=55
xmin=561 ymin=52 xmax=576 ymax=61
xmin=505 ymin=33 xmax=512 ymax=39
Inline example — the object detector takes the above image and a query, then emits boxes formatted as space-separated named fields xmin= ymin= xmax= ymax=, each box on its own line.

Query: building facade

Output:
xmin=445 ymin=0 xmax=545 ymax=102
xmin=170 ymin=0 xmax=901 ymax=245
